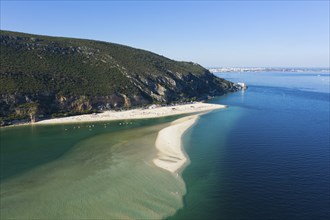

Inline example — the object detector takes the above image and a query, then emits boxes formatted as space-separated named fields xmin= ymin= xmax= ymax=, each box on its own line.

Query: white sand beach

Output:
xmin=153 ymin=115 xmax=200 ymax=173
xmin=36 ymin=102 xmax=226 ymax=125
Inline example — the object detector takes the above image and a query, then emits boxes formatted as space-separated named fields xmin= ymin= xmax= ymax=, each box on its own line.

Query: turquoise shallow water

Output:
xmin=1 ymin=116 xmax=182 ymax=181
xmin=169 ymin=71 xmax=330 ymax=220
xmin=0 ymin=115 xmax=188 ymax=219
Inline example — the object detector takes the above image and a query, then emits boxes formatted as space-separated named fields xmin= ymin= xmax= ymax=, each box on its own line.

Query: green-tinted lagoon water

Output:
xmin=0 ymin=115 xmax=187 ymax=219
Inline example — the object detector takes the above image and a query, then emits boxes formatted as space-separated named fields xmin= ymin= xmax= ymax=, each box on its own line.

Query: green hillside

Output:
xmin=0 ymin=30 xmax=237 ymax=126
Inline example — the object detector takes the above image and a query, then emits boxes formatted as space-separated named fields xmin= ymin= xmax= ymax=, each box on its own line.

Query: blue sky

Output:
xmin=1 ymin=1 xmax=329 ymax=68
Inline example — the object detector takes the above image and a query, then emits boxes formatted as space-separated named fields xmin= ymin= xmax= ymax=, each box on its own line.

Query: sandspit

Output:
xmin=36 ymin=102 xmax=226 ymax=125
xmin=153 ymin=115 xmax=200 ymax=173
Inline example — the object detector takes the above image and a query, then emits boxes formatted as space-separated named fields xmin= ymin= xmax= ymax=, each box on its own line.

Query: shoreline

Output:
xmin=34 ymin=102 xmax=226 ymax=125
xmin=153 ymin=114 xmax=200 ymax=174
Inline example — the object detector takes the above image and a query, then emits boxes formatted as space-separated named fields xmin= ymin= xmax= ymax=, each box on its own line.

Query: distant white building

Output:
xmin=236 ymin=82 xmax=247 ymax=90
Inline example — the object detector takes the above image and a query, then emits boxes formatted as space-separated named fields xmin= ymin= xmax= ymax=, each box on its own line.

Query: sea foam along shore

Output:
xmin=153 ymin=114 xmax=200 ymax=173
xmin=36 ymin=102 xmax=226 ymax=125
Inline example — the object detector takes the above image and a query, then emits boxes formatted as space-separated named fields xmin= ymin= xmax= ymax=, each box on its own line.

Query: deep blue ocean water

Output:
xmin=170 ymin=71 xmax=330 ymax=220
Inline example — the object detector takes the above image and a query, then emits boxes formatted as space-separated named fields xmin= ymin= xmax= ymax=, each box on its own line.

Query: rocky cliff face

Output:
xmin=0 ymin=30 xmax=238 ymax=126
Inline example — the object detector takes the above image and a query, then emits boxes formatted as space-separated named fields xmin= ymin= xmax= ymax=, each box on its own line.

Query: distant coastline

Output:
xmin=209 ymin=67 xmax=330 ymax=73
